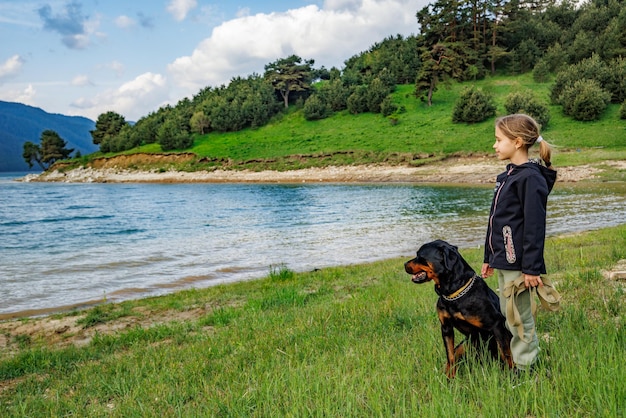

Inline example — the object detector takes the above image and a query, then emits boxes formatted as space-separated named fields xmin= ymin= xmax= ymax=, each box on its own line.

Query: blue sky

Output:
xmin=0 ymin=0 xmax=426 ymax=121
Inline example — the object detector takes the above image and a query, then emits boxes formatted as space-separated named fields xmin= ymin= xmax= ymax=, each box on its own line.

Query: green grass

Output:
xmin=76 ymin=73 xmax=626 ymax=174
xmin=1 ymin=224 xmax=625 ymax=416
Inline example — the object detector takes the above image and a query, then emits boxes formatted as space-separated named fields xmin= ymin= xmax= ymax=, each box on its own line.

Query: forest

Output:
xmin=86 ymin=0 xmax=626 ymax=155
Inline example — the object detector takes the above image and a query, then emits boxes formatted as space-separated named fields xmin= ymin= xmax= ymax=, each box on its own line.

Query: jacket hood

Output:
xmin=506 ymin=161 xmax=557 ymax=192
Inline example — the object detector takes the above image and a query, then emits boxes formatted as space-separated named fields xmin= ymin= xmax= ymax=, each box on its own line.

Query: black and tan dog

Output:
xmin=404 ymin=240 xmax=513 ymax=378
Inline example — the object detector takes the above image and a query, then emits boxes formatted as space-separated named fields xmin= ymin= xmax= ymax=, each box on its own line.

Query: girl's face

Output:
xmin=493 ymin=126 xmax=520 ymax=162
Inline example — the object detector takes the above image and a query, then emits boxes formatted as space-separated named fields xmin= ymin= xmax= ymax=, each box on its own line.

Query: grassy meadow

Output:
xmin=1 ymin=224 xmax=624 ymax=416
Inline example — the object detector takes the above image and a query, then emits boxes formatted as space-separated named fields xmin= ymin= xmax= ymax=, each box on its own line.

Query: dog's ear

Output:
xmin=441 ymin=243 xmax=459 ymax=272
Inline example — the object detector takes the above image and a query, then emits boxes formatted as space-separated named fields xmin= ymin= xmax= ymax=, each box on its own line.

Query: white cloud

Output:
xmin=167 ymin=0 xmax=197 ymax=22
xmin=168 ymin=0 xmax=424 ymax=93
xmin=0 ymin=84 xmax=36 ymax=105
xmin=0 ymin=55 xmax=25 ymax=80
xmin=71 ymin=75 xmax=93 ymax=86
xmin=70 ymin=72 xmax=169 ymax=120
xmin=115 ymin=15 xmax=135 ymax=29
xmin=64 ymin=33 xmax=90 ymax=50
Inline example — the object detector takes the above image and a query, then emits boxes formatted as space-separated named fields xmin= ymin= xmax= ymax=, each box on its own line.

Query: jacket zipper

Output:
xmin=488 ymin=167 xmax=514 ymax=255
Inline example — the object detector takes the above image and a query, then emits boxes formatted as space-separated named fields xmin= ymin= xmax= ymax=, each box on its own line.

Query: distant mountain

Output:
xmin=0 ymin=101 xmax=97 ymax=172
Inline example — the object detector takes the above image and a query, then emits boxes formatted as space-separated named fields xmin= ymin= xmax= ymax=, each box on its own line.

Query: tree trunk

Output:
xmin=427 ymin=77 xmax=435 ymax=106
xmin=280 ymin=90 xmax=289 ymax=108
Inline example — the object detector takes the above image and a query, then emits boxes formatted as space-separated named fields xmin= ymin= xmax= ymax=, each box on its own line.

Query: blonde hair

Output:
xmin=495 ymin=113 xmax=553 ymax=169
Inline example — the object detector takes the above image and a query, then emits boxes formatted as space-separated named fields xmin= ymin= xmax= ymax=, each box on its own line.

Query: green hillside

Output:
xmin=98 ymin=73 xmax=626 ymax=173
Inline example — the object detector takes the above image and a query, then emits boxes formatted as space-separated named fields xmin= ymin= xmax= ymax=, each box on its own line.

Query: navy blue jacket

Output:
xmin=484 ymin=161 xmax=557 ymax=275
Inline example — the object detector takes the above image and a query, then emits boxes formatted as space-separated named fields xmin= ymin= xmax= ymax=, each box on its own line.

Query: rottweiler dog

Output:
xmin=404 ymin=240 xmax=513 ymax=378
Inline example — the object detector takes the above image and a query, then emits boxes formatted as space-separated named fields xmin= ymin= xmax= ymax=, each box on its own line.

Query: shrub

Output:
xmin=550 ymin=54 xmax=610 ymax=104
xmin=366 ymin=78 xmax=391 ymax=113
xmin=606 ymin=57 xmax=626 ymax=104
xmin=543 ymin=42 xmax=568 ymax=73
xmin=317 ymin=78 xmax=350 ymax=112
xmin=504 ymin=91 xmax=551 ymax=129
xmin=620 ymin=100 xmax=626 ymax=120
xmin=190 ymin=111 xmax=211 ymax=134
xmin=346 ymin=86 xmax=369 ymax=114
xmin=452 ymin=87 xmax=496 ymax=123
xmin=532 ymin=59 xmax=551 ymax=83
xmin=560 ymin=79 xmax=611 ymax=121
xmin=157 ymin=119 xmax=193 ymax=151
xmin=303 ymin=94 xmax=331 ymax=121
xmin=380 ymin=96 xmax=398 ymax=117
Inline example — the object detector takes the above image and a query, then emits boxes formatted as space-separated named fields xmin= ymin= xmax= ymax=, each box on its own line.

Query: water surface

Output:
xmin=1 ymin=172 xmax=624 ymax=317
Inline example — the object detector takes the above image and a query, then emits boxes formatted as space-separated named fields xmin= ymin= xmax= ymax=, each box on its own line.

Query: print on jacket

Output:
xmin=503 ymin=225 xmax=516 ymax=263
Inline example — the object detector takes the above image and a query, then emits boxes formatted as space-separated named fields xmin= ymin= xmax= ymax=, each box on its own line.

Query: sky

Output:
xmin=0 ymin=0 xmax=427 ymax=121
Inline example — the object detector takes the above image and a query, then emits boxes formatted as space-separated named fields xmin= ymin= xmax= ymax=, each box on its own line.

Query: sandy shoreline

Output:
xmin=22 ymin=157 xmax=601 ymax=184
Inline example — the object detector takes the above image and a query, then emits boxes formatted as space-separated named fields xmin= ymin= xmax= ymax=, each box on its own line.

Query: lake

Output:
xmin=1 ymin=172 xmax=625 ymax=318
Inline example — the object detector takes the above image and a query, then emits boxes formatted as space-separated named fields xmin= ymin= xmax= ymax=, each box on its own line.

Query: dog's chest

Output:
xmin=438 ymin=299 xmax=491 ymax=330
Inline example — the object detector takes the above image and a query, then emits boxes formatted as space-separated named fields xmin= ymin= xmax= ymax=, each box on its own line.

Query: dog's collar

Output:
xmin=441 ymin=274 xmax=477 ymax=301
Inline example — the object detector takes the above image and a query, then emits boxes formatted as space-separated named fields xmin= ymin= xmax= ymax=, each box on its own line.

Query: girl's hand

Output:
xmin=524 ymin=274 xmax=544 ymax=288
xmin=481 ymin=263 xmax=494 ymax=278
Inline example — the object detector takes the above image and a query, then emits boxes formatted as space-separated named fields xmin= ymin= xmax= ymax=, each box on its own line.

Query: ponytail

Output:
xmin=536 ymin=136 xmax=554 ymax=170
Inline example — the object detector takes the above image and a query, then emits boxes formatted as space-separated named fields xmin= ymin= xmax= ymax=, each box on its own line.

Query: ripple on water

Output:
xmin=0 ymin=181 xmax=624 ymax=317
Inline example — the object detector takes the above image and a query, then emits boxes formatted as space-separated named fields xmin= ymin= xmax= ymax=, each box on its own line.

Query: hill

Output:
xmin=0 ymin=101 xmax=97 ymax=172
xmin=71 ymin=76 xmax=625 ymax=175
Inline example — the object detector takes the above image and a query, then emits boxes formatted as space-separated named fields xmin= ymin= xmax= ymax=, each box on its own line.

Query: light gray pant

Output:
xmin=497 ymin=269 xmax=540 ymax=369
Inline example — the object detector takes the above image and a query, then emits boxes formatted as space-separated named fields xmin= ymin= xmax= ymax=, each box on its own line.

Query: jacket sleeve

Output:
xmin=520 ymin=174 xmax=549 ymax=275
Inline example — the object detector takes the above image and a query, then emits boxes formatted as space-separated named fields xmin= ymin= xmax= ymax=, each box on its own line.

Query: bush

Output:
xmin=543 ymin=42 xmax=568 ymax=73
xmin=550 ymin=54 xmax=610 ymax=104
xmin=380 ymin=96 xmax=398 ymax=117
xmin=317 ymin=79 xmax=350 ymax=112
xmin=606 ymin=57 xmax=626 ymax=104
xmin=532 ymin=59 xmax=551 ymax=83
xmin=560 ymin=79 xmax=611 ymax=121
xmin=346 ymin=86 xmax=369 ymax=114
xmin=366 ymin=78 xmax=391 ymax=113
xmin=452 ymin=87 xmax=496 ymax=123
xmin=620 ymin=100 xmax=626 ymax=120
xmin=303 ymin=95 xmax=331 ymax=121
xmin=157 ymin=119 xmax=193 ymax=151
xmin=504 ymin=91 xmax=551 ymax=129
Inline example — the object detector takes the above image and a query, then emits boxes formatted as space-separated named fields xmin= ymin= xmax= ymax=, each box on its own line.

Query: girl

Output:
xmin=481 ymin=113 xmax=557 ymax=372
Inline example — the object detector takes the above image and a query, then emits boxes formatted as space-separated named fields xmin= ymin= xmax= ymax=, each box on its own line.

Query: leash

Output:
xmin=441 ymin=274 xmax=478 ymax=302
xmin=503 ymin=276 xmax=561 ymax=342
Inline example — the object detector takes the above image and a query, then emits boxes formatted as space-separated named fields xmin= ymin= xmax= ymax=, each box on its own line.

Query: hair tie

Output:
xmin=536 ymin=136 xmax=544 ymax=143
